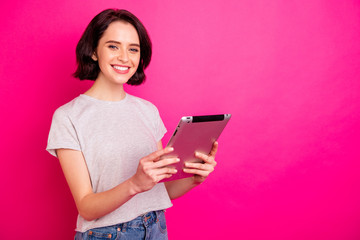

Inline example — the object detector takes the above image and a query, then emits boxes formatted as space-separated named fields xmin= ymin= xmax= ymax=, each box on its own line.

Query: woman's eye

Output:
xmin=129 ymin=48 xmax=139 ymax=53
xmin=108 ymin=45 xmax=118 ymax=50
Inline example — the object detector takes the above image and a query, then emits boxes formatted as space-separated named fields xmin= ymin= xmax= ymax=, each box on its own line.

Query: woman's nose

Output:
xmin=117 ymin=48 xmax=129 ymax=62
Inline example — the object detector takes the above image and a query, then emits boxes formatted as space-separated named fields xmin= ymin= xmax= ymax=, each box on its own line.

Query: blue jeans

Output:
xmin=74 ymin=210 xmax=168 ymax=240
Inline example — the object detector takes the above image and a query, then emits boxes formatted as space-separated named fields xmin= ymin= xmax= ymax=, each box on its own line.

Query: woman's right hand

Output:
xmin=129 ymin=147 xmax=179 ymax=194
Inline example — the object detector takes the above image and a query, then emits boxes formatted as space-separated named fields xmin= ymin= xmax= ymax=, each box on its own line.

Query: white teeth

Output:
xmin=113 ymin=66 xmax=129 ymax=71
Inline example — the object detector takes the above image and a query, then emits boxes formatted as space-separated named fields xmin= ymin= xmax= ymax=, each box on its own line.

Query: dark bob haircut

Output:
xmin=73 ymin=9 xmax=152 ymax=85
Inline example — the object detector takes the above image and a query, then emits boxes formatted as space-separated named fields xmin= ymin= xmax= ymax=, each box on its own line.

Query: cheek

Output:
xmin=97 ymin=53 xmax=113 ymax=69
xmin=134 ymin=56 xmax=141 ymax=67
xmin=97 ymin=59 xmax=108 ymax=71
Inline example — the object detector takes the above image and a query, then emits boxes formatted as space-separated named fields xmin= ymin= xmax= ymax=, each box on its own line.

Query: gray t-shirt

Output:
xmin=46 ymin=93 xmax=172 ymax=232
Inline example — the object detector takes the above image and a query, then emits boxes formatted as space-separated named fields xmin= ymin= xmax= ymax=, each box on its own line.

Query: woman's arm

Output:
xmin=159 ymin=141 xmax=219 ymax=200
xmin=57 ymin=147 xmax=178 ymax=221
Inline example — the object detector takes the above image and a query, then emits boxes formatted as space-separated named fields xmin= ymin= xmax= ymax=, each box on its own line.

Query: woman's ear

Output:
xmin=92 ymin=51 xmax=98 ymax=61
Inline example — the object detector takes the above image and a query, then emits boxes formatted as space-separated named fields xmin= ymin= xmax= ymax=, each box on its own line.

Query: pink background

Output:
xmin=1 ymin=0 xmax=360 ymax=239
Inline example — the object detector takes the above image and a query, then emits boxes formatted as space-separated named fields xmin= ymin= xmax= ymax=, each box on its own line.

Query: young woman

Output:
xmin=47 ymin=9 xmax=218 ymax=239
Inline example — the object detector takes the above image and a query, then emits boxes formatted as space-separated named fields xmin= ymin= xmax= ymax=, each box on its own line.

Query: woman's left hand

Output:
xmin=183 ymin=141 xmax=218 ymax=184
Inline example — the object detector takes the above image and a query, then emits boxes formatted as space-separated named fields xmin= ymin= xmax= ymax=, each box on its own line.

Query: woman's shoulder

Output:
xmin=52 ymin=95 xmax=86 ymax=118
xmin=126 ymin=94 xmax=161 ymax=120
xmin=127 ymin=94 xmax=158 ymax=110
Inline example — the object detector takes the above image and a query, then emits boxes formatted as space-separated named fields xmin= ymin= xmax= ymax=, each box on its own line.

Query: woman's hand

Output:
xmin=129 ymin=147 xmax=180 ymax=194
xmin=183 ymin=141 xmax=218 ymax=184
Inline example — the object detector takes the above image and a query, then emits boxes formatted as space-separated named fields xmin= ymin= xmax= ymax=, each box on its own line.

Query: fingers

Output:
xmin=139 ymin=157 xmax=178 ymax=175
xmin=132 ymin=147 xmax=179 ymax=192
xmin=143 ymin=159 xmax=179 ymax=183
xmin=184 ymin=151 xmax=217 ymax=178
xmin=194 ymin=152 xmax=217 ymax=166
xmin=156 ymin=172 xmax=176 ymax=181
xmin=142 ymin=147 xmax=174 ymax=163
xmin=153 ymin=157 xmax=180 ymax=168
xmin=144 ymin=166 xmax=178 ymax=183
xmin=137 ymin=142 xmax=219 ymax=186
xmin=194 ymin=141 xmax=218 ymax=164
xmin=209 ymin=141 xmax=219 ymax=157
xmin=183 ymin=165 xmax=212 ymax=177
xmin=185 ymin=162 xmax=214 ymax=171
xmin=137 ymin=149 xmax=179 ymax=182
xmin=183 ymin=142 xmax=219 ymax=180
xmin=157 ymin=166 xmax=178 ymax=175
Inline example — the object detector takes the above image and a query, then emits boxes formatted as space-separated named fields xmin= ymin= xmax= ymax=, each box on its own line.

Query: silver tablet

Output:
xmin=160 ymin=114 xmax=231 ymax=182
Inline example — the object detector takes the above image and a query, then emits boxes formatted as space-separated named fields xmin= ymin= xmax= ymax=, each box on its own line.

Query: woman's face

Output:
xmin=93 ymin=21 xmax=141 ymax=85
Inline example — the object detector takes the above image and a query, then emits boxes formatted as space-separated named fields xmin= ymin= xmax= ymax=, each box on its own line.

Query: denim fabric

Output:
xmin=74 ymin=210 xmax=168 ymax=240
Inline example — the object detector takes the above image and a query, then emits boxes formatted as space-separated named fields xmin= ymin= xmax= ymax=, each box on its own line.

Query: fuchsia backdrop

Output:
xmin=1 ymin=0 xmax=360 ymax=239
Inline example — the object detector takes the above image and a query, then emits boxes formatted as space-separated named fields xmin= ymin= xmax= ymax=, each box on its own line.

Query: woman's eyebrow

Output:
xmin=105 ymin=40 xmax=140 ymax=47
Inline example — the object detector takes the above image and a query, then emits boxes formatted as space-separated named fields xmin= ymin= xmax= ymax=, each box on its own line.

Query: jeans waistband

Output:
xmin=117 ymin=210 xmax=162 ymax=230
xmin=77 ymin=210 xmax=167 ymax=239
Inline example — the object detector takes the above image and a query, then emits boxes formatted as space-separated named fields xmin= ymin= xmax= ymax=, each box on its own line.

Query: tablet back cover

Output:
xmin=160 ymin=114 xmax=231 ymax=182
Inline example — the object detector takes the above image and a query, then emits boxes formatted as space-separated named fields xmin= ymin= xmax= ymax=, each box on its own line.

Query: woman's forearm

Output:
xmin=77 ymin=178 xmax=139 ymax=221
xmin=164 ymin=177 xmax=199 ymax=200
xmin=57 ymin=149 xmax=142 ymax=221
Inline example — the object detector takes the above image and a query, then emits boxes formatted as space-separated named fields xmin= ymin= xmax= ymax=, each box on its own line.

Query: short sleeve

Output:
xmin=46 ymin=108 xmax=81 ymax=157
xmin=154 ymin=107 xmax=167 ymax=142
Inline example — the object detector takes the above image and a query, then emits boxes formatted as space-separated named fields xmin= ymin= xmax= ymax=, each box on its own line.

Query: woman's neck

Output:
xmin=84 ymin=78 xmax=127 ymax=102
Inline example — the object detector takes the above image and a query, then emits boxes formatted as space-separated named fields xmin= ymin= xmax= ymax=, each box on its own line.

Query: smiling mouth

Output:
xmin=112 ymin=65 xmax=130 ymax=71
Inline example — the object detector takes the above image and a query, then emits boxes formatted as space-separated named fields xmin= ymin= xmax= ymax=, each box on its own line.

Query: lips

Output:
xmin=112 ymin=65 xmax=130 ymax=74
